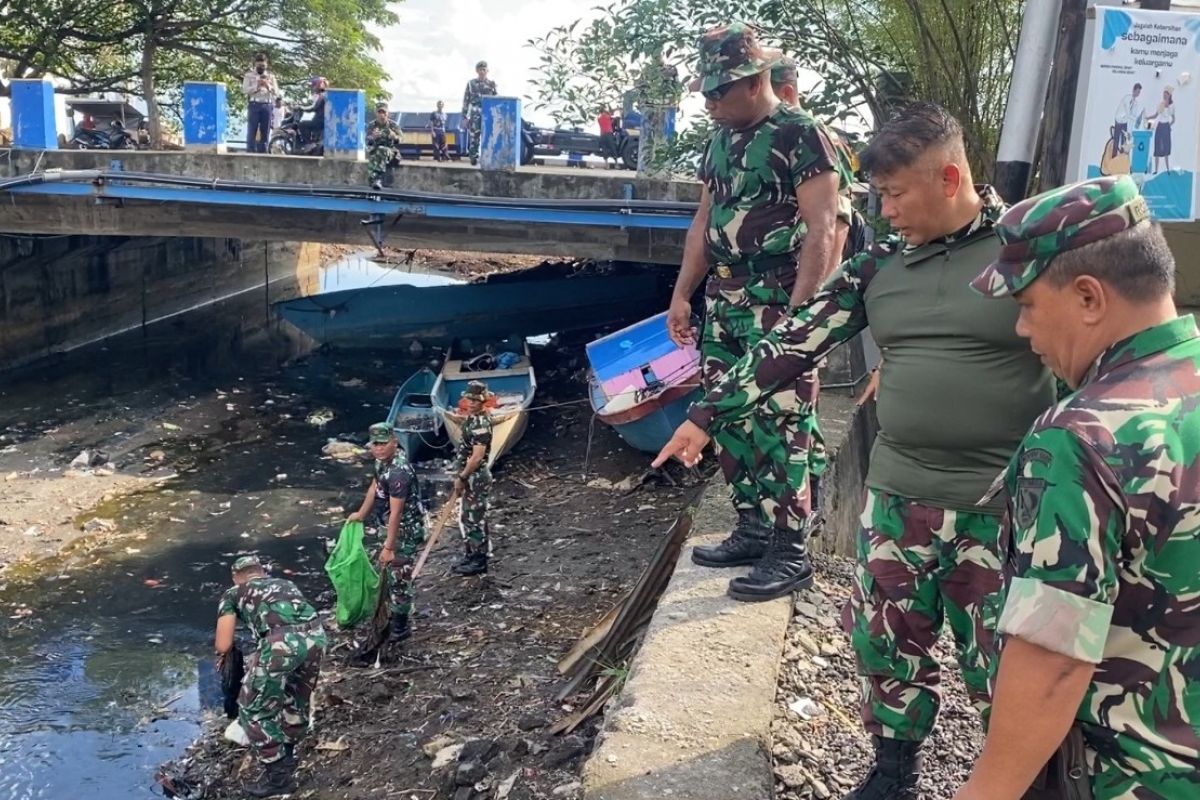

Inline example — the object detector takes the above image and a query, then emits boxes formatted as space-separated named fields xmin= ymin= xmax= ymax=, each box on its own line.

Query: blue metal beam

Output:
xmin=8 ymin=182 xmax=694 ymax=231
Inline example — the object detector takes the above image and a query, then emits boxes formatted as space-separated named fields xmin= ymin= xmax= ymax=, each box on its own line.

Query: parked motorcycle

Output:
xmin=268 ymin=110 xmax=324 ymax=156
xmin=71 ymin=119 xmax=139 ymax=150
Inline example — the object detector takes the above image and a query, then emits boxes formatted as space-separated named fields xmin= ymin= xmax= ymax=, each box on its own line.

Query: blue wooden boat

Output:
xmin=432 ymin=336 xmax=537 ymax=469
xmin=586 ymin=312 xmax=702 ymax=453
xmin=387 ymin=367 xmax=443 ymax=459
xmin=276 ymin=266 xmax=666 ymax=349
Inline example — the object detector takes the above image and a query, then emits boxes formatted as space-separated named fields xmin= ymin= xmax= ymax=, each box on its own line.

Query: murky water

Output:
xmin=0 ymin=254 xmax=462 ymax=798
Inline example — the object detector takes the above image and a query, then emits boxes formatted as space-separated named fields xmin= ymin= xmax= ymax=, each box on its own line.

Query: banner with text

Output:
xmin=1076 ymin=7 xmax=1200 ymax=221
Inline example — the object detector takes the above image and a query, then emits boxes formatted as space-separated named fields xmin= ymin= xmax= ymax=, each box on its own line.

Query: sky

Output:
xmin=372 ymin=0 xmax=604 ymax=127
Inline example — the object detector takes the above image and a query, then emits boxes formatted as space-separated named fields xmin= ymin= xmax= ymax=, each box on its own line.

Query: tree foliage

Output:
xmin=0 ymin=0 xmax=397 ymax=144
xmin=527 ymin=0 xmax=1022 ymax=178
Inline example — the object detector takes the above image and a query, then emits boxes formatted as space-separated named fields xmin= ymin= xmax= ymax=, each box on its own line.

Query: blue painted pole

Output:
xmin=323 ymin=89 xmax=366 ymax=161
xmin=182 ymin=82 xmax=228 ymax=153
xmin=10 ymin=79 xmax=58 ymax=150
xmin=479 ymin=96 xmax=521 ymax=172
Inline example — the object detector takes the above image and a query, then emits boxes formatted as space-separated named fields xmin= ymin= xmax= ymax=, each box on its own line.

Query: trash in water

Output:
xmin=306 ymin=409 xmax=335 ymax=427
xmin=161 ymin=422 xmax=181 ymax=431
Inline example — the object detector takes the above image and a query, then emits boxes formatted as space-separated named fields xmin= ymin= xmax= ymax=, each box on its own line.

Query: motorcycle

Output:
xmin=71 ymin=119 xmax=139 ymax=150
xmin=268 ymin=110 xmax=324 ymax=156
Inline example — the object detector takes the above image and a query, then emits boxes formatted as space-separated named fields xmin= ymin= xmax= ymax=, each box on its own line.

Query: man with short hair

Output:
xmin=429 ymin=100 xmax=449 ymax=162
xmin=656 ymin=102 xmax=1057 ymax=799
xmin=347 ymin=422 xmax=425 ymax=664
xmin=462 ymin=61 xmax=497 ymax=166
xmin=243 ymin=52 xmax=278 ymax=154
xmin=214 ymin=556 xmax=325 ymax=797
xmin=450 ymin=380 xmax=492 ymax=576
xmin=366 ymin=102 xmax=402 ymax=189
xmin=954 ymin=176 xmax=1200 ymax=800
xmin=666 ymin=23 xmax=847 ymax=603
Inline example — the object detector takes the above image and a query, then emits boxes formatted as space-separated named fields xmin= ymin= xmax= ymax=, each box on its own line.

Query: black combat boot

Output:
xmin=844 ymin=736 xmax=923 ymax=800
xmin=244 ymin=757 xmax=298 ymax=798
xmin=726 ymin=525 xmax=814 ymax=602
xmin=390 ymin=612 xmax=411 ymax=643
xmin=452 ymin=543 xmax=488 ymax=576
xmin=691 ymin=510 xmax=771 ymax=567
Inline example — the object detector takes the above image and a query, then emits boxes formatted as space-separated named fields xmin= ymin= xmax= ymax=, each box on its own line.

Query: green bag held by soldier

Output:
xmin=323 ymin=520 xmax=380 ymax=627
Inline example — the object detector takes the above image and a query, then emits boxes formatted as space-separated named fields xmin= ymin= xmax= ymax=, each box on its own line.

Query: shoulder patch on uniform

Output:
xmin=1013 ymin=447 xmax=1052 ymax=529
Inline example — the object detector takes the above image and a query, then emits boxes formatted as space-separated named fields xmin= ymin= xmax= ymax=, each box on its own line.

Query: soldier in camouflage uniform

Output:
xmin=347 ymin=422 xmax=425 ymax=664
xmin=954 ymin=177 xmax=1200 ymax=799
xmin=366 ymin=102 xmax=402 ymax=189
xmin=766 ymin=51 xmax=868 ymax=522
xmin=655 ymin=103 xmax=1057 ymax=799
xmin=451 ymin=380 xmax=493 ymax=576
xmin=214 ymin=555 xmax=326 ymax=797
xmin=461 ymin=61 xmax=497 ymax=166
xmin=666 ymin=23 xmax=847 ymax=603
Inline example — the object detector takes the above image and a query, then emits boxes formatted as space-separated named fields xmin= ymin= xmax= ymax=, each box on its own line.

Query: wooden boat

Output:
xmin=432 ymin=336 xmax=537 ymax=469
xmin=276 ymin=263 xmax=667 ymax=349
xmin=586 ymin=311 xmax=702 ymax=453
xmin=387 ymin=367 xmax=442 ymax=460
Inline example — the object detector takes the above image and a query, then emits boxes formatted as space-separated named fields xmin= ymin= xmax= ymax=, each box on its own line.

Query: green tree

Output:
xmin=528 ymin=0 xmax=1021 ymax=178
xmin=0 ymin=0 xmax=398 ymax=145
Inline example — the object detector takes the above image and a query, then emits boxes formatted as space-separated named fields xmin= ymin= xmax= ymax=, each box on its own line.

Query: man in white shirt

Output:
xmin=1111 ymin=82 xmax=1144 ymax=158
xmin=243 ymin=52 xmax=278 ymax=153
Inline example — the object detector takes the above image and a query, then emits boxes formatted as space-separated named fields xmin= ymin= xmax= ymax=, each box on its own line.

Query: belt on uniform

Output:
xmin=712 ymin=254 xmax=797 ymax=280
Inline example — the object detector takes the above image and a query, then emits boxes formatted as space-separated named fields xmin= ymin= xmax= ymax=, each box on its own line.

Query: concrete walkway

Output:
xmin=581 ymin=392 xmax=862 ymax=800
xmin=581 ymin=483 xmax=789 ymax=800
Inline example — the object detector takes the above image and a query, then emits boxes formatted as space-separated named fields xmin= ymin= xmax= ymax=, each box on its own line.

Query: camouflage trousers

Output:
xmin=701 ymin=269 xmax=824 ymax=532
xmin=467 ymin=107 xmax=482 ymax=161
xmin=842 ymin=488 xmax=1003 ymax=741
xmin=459 ymin=469 xmax=491 ymax=549
xmin=371 ymin=516 xmax=426 ymax=617
xmin=240 ymin=627 xmax=327 ymax=764
xmin=367 ymin=143 xmax=397 ymax=184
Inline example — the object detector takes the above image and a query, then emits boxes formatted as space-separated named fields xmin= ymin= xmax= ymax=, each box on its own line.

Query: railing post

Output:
xmin=323 ymin=89 xmax=366 ymax=161
xmin=182 ymin=81 xmax=228 ymax=153
xmin=479 ymin=96 xmax=522 ymax=172
xmin=11 ymin=79 xmax=58 ymax=150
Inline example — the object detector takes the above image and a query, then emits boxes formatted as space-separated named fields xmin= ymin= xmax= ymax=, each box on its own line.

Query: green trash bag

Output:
xmin=323 ymin=520 xmax=380 ymax=627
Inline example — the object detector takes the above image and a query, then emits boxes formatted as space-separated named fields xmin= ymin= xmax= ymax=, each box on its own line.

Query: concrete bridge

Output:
xmin=0 ymin=150 xmax=700 ymax=264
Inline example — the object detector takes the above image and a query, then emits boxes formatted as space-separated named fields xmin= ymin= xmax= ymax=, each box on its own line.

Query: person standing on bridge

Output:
xmin=665 ymin=22 xmax=847 ymax=603
xmin=366 ymin=102 xmax=402 ymax=190
xmin=655 ymin=103 xmax=1058 ymax=800
xmin=462 ymin=60 xmax=497 ymax=166
xmin=429 ymin=100 xmax=449 ymax=162
xmin=243 ymin=52 xmax=279 ymax=154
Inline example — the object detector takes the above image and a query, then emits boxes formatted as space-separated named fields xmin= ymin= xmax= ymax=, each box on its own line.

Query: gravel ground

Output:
xmin=772 ymin=555 xmax=984 ymax=800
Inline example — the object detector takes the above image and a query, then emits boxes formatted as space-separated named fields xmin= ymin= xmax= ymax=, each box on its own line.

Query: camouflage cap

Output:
xmin=688 ymin=22 xmax=772 ymax=93
xmin=461 ymin=380 xmax=488 ymax=402
xmin=767 ymin=50 xmax=798 ymax=87
xmin=476 ymin=60 xmax=488 ymax=69
xmin=232 ymin=555 xmax=262 ymax=572
xmin=971 ymin=175 xmax=1151 ymax=298
xmin=368 ymin=422 xmax=394 ymax=444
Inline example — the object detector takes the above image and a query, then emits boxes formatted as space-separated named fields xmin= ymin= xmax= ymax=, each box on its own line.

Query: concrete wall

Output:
xmin=0 ymin=149 xmax=702 ymax=203
xmin=0 ymin=234 xmax=319 ymax=371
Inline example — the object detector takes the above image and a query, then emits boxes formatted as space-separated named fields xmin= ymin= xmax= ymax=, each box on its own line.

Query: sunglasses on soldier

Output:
xmin=702 ymin=78 xmax=745 ymax=102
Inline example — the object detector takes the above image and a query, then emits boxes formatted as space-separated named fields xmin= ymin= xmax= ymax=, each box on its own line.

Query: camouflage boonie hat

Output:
xmin=767 ymin=50 xmax=798 ymax=86
xmin=476 ymin=60 xmax=488 ymax=69
xmin=368 ymin=422 xmax=394 ymax=444
xmin=232 ymin=555 xmax=262 ymax=572
xmin=971 ymin=175 xmax=1150 ymax=298
xmin=688 ymin=22 xmax=772 ymax=93
xmin=461 ymin=380 xmax=488 ymax=402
